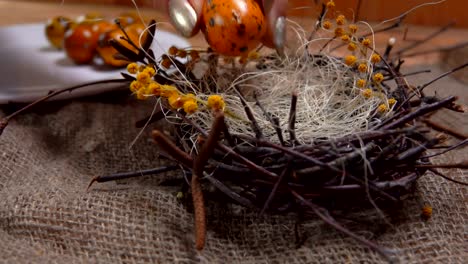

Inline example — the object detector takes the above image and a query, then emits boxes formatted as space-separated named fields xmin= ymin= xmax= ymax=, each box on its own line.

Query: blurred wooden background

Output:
xmin=27 ymin=0 xmax=468 ymax=28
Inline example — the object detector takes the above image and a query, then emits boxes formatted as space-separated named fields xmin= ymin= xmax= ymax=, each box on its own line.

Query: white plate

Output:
xmin=0 ymin=23 xmax=189 ymax=103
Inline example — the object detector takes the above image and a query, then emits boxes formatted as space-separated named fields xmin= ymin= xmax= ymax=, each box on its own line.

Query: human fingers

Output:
xmin=260 ymin=0 xmax=288 ymax=53
xmin=165 ymin=0 xmax=204 ymax=37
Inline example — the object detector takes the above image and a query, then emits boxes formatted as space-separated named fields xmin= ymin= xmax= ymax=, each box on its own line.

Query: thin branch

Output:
xmin=288 ymin=92 xmax=299 ymax=145
xmin=306 ymin=3 xmax=327 ymax=45
xmin=416 ymin=162 xmax=468 ymax=169
xmin=427 ymin=168 xmax=468 ymax=186
xmin=203 ymin=171 xmax=257 ymax=209
xmin=260 ymin=165 xmax=290 ymax=215
xmin=178 ymin=113 xmax=279 ymax=179
xmin=235 ymin=86 xmax=263 ymax=139
xmin=402 ymin=41 xmax=468 ymax=58
xmin=87 ymin=165 xmax=179 ymax=190
xmin=0 ymin=79 xmax=127 ymax=135
xmin=417 ymin=62 xmax=468 ymax=93
xmin=241 ymin=135 xmax=398 ymax=202
xmin=382 ymin=96 xmax=457 ymax=130
xmin=395 ymin=21 xmax=455 ymax=56
xmin=420 ymin=139 xmax=468 ymax=159
xmin=422 ymin=119 xmax=467 ymax=140
xmin=290 ymin=190 xmax=394 ymax=261
xmin=152 ymin=130 xmax=193 ymax=168
xmin=254 ymin=92 xmax=285 ymax=145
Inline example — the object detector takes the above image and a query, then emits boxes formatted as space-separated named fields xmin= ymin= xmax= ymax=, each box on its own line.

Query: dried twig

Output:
xmin=192 ymin=112 xmax=225 ymax=250
xmin=0 ymin=79 xmax=127 ymax=135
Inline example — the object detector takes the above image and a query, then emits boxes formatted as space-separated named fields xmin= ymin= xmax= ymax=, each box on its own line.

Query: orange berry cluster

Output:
xmin=127 ymin=63 xmax=225 ymax=114
xmin=161 ymin=46 xmax=201 ymax=69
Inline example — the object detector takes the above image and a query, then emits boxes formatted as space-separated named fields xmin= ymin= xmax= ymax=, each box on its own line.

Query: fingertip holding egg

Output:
xmin=201 ymin=0 xmax=266 ymax=57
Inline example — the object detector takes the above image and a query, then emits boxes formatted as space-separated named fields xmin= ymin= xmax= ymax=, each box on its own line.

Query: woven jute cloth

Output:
xmin=0 ymin=69 xmax=467 ymax=264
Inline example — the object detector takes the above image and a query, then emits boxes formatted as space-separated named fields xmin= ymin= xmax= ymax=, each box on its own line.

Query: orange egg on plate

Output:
xmin=63 ymin=23 xmax=99 ymax=64
xmin=45 ymin=16 xmax=74 ymax=49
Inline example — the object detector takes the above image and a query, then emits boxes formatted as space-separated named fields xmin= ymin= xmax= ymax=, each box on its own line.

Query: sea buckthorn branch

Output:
xmin=318 ymin=2 xmax=396 ymax=115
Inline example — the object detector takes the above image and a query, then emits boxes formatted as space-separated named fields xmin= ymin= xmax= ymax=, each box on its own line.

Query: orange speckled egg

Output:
xmin=63 ymin=24 xmax=99 ymax=64
xmin=92 ymin=20 xmax=118 ymax=36
xmin=45 ymin=16 xmax=74 ymax=49
xmin=97 ymin=28 xmax=141 ymax=67
xmin=124 ymin=23 xmax=148 ymax=47
xmin=202 ymin=0 xmax=266 ymax=56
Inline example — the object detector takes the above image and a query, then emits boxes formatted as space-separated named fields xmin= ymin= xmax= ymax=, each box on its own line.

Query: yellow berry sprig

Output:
xmin=126 ymin=62 xmax=228 ymax=115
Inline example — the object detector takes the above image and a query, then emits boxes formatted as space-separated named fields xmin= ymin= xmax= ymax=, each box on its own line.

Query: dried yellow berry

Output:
xmin=348 ymin=24 xmax=358 ymax=34
xmin=138 ymin=64 xmax=146 ymax=72
xmin=322 ymin=20 xmax=332 ymax=30
xmin=421 ymin=205 xmax=433 ymax=220
xmin=341 ymin=34 xmax=350 ymax=42
xmin=130 ymin=80 xmax=143 ymax=92
xmin=136 ymin=88 xmax=148 ymax=100
xmin=356 ymin=79 xmax=366 ymax=88
xmin=344 ymin=55 xmax=357 ymax=66
xmin=370 ymin=54 xmax=381 ymax=64
xmin=177 ymin=49 xmax=187 ymax=58
xmin=127 ymin=63 xmax=138 ymax=74
xmin=168 ymin=45 xmax=178 ymax=56
xmin=358 ymin=63 xmax=368 ymax=73
xmin=189 ymin=50 xmax=200 ymax=60
xmin=361 ymin=38 xmax=372 ymax=47
xmin=146 ymin=82 xmax=161 ymax=96
xmin=326 ymin=0 xmax=335 ymax=9
xmin=207 ymin=95 xmax=225 ymax=111
xmin=248 ymin=51 xmax=260 ymax=60
xmin=377 ymin=104 xmax=388 ymax=113
xmin=136 ymin=71 xmax=150 ymax=84
xmin=347 ymin=42 xmax=357 ymax=51
xmin=334 ymin=27 xmax=344 ymax=37
xmin=183 ymin=100 xmax=198 ymax=114
xmin=335 ymin=15 xmax=346 ymax=26
xmin=362 ymin=88 xmax=373 ymax=98
xmin=160 ymin=85 xmax=178 ymax=98
xmin=143 ymin=66 xmax=156 ymax=77
xmin=388 ymin=98 xmax=397 ymax=107
xmin=373 ymin=73 xmax=384 ymax=83
xmin=161 ymin=58 xmax=172 ymax=69
xmin=168 ymin=95 xmax=185 ymax=109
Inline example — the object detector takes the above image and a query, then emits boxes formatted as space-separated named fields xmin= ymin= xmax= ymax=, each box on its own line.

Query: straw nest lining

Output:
xmin=184 ymin=54 xmax=384 ymax=145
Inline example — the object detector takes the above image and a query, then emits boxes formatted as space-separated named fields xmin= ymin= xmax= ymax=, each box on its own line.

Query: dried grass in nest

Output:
xmin=1 ymin=6 xmax=467 ymax=262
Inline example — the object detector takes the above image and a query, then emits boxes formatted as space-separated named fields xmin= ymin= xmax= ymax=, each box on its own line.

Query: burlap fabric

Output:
xmin=0 ymin=67 xmax=466 ymax=263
